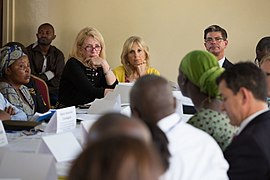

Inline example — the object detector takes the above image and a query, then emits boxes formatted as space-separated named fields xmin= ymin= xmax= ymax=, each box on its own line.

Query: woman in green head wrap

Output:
xmin=178 ymin=50 xmax=236 ymax=151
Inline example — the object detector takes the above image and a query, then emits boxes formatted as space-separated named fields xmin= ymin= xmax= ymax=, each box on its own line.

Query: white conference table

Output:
xmin=2 ymin=96 xmax=193 ymax=179
xmin=3 ymin=118 xmax=86 ymax=180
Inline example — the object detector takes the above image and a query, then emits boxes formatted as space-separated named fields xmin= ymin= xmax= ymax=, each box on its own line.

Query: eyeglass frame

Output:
xmin=204 ymin=37 xmax=225 ymax=43
xmin=83 ymin=44 xmax=102 ymax=52
xmin=21 ymin=128 xmax=44 ymax=136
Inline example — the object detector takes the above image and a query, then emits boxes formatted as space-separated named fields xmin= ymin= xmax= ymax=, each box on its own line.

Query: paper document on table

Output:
xmin=76 ymin=114 xmax=101 ymax=121
xmin=0 ymin=121 xmax=8 ymax=147
xmin=105 ymin=83 xmax=133 ymax=105
xmin=87 ymin=95 xmax=121 ymax=114
xmin=38 ymin=132 xmax=82 ymax=162
xmin=0 ymin=151 xmax=57 ymax=180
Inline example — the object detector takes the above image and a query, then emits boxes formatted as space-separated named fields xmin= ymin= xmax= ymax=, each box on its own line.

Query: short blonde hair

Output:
xmin=121 ymin=36 xmax=150 ymax=76
xmin=70 ymin=27 xmax=106 ymax=61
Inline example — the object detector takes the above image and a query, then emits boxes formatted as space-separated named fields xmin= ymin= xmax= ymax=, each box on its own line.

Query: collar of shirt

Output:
xmin=32 ymin=42 xmax=55 ymax=55
xmin=236 ymin=107 xmax=269 ymax=135
xmin=218 ymin=56 xmax=225 ymax=67
xmin=157 ymin=113 xmax=182 ymax=133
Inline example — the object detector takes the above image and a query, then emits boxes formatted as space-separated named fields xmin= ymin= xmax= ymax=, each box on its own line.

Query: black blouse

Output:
xmin=58 ymin=58 xmax=118 ymax=107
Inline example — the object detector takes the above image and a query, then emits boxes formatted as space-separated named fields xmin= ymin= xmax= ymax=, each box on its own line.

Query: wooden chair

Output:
xmin=30 ymin=75 xmax=51 ymax=109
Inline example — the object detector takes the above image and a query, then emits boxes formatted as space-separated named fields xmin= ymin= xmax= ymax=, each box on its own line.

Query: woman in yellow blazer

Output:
xmin=113 ymin=36 xmax=160 ymax=82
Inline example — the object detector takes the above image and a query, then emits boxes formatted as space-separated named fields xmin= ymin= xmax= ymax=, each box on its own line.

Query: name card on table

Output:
xmin=0 ymin=151 xmax=57 ymax=180
xmin=105 ymin=83 xmax=133 ymax=105
xmin=87 ymin=95 xmax=121 ymax=114
xmin=38 ymin=132 xmax=82 ymax=162
xmin=0 ymin=121 xmax=8 ymax=147
xmin=45 ymin=106 xmax=76 ymax=133
xmin=80 ymin=120 xmax=97 ymax=147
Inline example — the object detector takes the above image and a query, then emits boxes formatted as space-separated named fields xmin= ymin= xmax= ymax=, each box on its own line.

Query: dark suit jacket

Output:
xmin=224 ymin=110 xmax=270 ymax=180
xmin=222 ymin=58 xmax=234 ymax=69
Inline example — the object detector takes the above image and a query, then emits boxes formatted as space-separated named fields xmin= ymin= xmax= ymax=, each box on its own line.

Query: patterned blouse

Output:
xmin=0 ymin=82 xmax=35 ymax=119
xmin=188 ymin=108 xmax=237 ymax=151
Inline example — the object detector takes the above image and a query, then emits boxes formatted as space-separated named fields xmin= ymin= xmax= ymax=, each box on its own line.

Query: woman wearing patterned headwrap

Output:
xmin=178 ymin=50 xmax=236 ymax=150
xmin=0 ymin=45 xmax=35 ymax=119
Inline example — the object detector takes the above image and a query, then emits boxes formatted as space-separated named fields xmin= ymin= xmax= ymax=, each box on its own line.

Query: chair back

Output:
xmin=31 ymin=75 xmax=51 ymax=109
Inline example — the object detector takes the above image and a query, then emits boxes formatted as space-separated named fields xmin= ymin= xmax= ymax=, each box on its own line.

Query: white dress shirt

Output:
xmin=218 ymin=56 xmax=225 ymax=67
xmin=158 ymin=113 xmax=229 ymax=180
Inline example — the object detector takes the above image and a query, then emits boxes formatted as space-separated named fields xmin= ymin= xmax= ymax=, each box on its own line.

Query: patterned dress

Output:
xmin=188 ymin=108 xmax=237 ymax=151
xmin=0 ymin=82 xmax=35 ymax=119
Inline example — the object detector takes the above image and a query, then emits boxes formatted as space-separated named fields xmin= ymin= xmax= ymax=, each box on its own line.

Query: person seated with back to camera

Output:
xmin=113 ymin=36 xmax=160 ymax=82
xmin=57 ymin=27 xmax=118 ymax=108
xmin=87 ymin=112 xmax=171 ymax=172
xmin=69 ymin=136 xmax=164 ymax=180
xmin=0 ymin=44 xmax=47 ymax=120
xmin=178 ymin=50 xmax=236 ymax=150
xmin=129 ymin=74 xmax=229 ymax=180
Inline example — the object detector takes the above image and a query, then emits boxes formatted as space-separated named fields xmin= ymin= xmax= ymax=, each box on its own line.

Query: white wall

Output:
xmin=3 ymin=0 xmax=270 ymax=82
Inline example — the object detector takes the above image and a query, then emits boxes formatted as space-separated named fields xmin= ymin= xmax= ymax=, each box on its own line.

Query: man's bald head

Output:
xmin=88 ymin=112 xmax=151 ymax=144
xmin=130 ymin=75 xmax=176 ymax=124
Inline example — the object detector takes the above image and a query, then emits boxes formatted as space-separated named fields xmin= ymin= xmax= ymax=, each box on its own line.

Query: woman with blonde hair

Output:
xmin=58 ymin=27 xmax=118 ymax=107
xmin=113 ymin=36 xmax=160 ymax=82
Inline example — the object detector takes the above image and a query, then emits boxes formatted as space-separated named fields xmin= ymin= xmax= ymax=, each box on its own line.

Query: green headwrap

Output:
xmin=180 ymin=50 xmax=224 ymax=98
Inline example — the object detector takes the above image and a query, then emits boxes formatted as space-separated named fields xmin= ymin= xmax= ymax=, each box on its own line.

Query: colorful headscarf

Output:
xmin=180 ymin=50 xmax=224 ymax=98
xmin=0 ymin=45 xmax=26 ymax=77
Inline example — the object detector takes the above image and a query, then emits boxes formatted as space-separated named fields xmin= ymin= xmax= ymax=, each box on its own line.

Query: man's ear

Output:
xmin=239 ymin=87 xmax=251 ymax=105
xmin=224 ymin=39 xmax=228 ymax=48
xmin=52 ymin=35 xmax=56 ymax=41
xmin=204 ymin=42 xmax=207 ymax=48
xmin=130 ymin=106 xmax=141 ymax=119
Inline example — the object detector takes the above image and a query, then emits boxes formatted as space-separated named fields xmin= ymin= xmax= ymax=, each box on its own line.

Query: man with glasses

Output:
xmin=204 ymin=25 xmax=233 ymax=69
xmin=27 ymin=23 xmax=65 ymax=106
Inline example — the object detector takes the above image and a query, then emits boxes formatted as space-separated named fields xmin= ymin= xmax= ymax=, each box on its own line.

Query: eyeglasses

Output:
xmin=205 ymin=37 xmax=225 ymax=43
xmin=83 ymin=45 xmax=101 ymax=52
xmin=21 ymin=128 xmax=44 ymax=136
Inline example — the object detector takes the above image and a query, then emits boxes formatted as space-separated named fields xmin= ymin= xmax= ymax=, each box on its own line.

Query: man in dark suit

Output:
xmin=204 ymin=25 xmax=233 ymax=69
xmin=217 ymin=62 xmax=270 ymax=180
